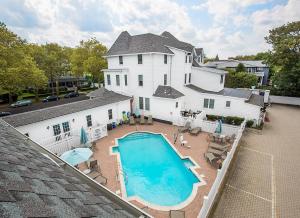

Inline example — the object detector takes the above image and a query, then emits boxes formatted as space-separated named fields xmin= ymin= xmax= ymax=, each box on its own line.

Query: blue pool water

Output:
xmin=113 ymin=132 xmax=200 ymax=206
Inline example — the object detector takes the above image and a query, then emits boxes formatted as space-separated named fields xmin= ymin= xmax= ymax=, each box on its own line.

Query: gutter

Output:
xmin=1 ymin=120 xmax=152 ymax=218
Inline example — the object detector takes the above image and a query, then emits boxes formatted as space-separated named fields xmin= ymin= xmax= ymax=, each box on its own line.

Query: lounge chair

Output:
xmin=207 ymin=147 xmax=227 ymax=157
xmin=140 ymin=115 xmax=145 ymax=125
xmin=204 ymin=152 xmax=218 ymax=164
xmin=86 ymin=160 xmax=107 ymax=185
xmin=147 ymin=115 xmax=153 ymax=125
xmin=179 ymin=121 xmax=191 ymax=133
xmin=169 ymin=210 xmax=185 ymax=218
xmin=129 ymin=116 xmax=135 ymax=125
xmin=208 ymin=142 xmax=230 ymax=151
xmin=189 ymin=127 xmax=201 ymax=136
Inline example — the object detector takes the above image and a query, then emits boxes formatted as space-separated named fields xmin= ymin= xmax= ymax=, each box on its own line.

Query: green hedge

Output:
xmin=246 ymin=120 xmax=254 ymax=128
xmin=206 ymin=114 xmax=245 ymax=126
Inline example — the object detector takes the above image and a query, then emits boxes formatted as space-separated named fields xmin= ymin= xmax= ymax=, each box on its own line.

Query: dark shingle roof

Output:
xmin=153 ymin=86 xmax=184 ymax=99
xmin=107 ymin=31 xmax=194 ymax=56
xmin=195 ymin=48 xmax=203 ymax=56
xmin=246 ymin=94 xmax=264 ymax=107
xmin=185 ymin=84 xmax=253 ymax=99
xmin=3 ymin=90 xmax=131 ymax=127
xmin=0 ymin=119 xmax=149 ymax=218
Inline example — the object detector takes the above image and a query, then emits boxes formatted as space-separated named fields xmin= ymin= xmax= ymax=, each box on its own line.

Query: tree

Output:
xmin=215 ymin=54 xmax=219 ymax=61
xmin=236 ymin=63 xmax=246 ymax=72
xmin=0 ymin=22 xmax=46 ymax=103
xmin=265 ymin=21 xmax=300 ymax=96
xmin=71 ymin=38 xmax=107 ymax=87
xmin=225 ymin=70 xmax=258 ymax=88
xmin=30 ymin=43 xmax=70 ymax=95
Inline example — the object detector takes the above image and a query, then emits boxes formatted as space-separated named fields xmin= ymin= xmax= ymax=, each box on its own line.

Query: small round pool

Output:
xmin=113 ymin=132 xmax=201 ymax=208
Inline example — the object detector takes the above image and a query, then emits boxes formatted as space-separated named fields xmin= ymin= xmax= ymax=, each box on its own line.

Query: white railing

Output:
xmin=178 ymin=110 xmax=240 ymax=137
xmin=198 ymin=120 xmax=246 ymax=218
xmin=200 ymin=120 xmax=240 ymax=136
xmin=40 ymin=124 xmax=107 ymax=155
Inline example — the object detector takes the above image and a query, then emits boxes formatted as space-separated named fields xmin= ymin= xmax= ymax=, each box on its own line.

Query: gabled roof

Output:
xmin=195 ymin=48 xmax=203 ymax=56
xmin=185 ymin=84 xmax=252 ymax=99
xmin=106 ymin=31 xmax=194 ymax=56
xmin=205 ymin=60 xmax=268 ymax=69
xmin=246 ymin=94 xmax=264 ymax=107
xmin=192 ymin=62 xmax=228 ymax=74
xmin=153 ymin=86 xmax=184 ymax=99
xmin=0 ymin=119 xmax=149 ymax=217
xmin=3 ymin=89 xmax=131 ymax=127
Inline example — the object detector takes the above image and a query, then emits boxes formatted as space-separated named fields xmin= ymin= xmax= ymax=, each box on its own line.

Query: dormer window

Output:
xmin=138 ymin=54 xmax=142 ymax=64
xmin=119 ymin=56 xmax=123 ymax=64
xmin=164 ymin=55 xmax=167 ymax=64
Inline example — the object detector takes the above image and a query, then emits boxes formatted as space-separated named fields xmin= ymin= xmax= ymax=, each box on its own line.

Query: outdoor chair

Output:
xmin=207 ymin=147 xmax=227 ymax=157
xmin=179 ymin=121 xmax=191 ymax=133
xmin=86 ymin=160 xmax=107 ymax=185
xmin=189 ymin=127 xmax=201 ymax=136
xmin=140 ymin=115 xmax=145 ymax=125
xmin=204 ymin=152 xmax=218 ymax=164
xmin=129 ymin=116 xmax=135 ymax=125
xmin=169 ymin=210 xmax=185 ymax=218
xmin=147 ymin=115 xmax=153 ymax=125
xmin=208 ymin=142 xmax=230 ymax=151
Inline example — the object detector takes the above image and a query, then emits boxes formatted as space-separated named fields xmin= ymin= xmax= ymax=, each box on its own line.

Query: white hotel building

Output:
xmin=103 ymin=31 xmax=265 ymax=125
xmin=3 ymin=31 xmax=264 ymax=154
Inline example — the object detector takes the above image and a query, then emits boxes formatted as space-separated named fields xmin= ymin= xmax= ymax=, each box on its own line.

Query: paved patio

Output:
xmin=90 ymin=122 xmax=218 ymax=218
xmin=212 ymin=104 xmax=300 ymax=218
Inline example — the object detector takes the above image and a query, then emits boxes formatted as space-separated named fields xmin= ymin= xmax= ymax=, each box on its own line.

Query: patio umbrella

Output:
xmin=215 ymin=120 xmax=222 ymax=134
xmin=60 ymin=148 xmax=93 ymax=166
xmin=80 ymin=127 xmax=88 ymax=145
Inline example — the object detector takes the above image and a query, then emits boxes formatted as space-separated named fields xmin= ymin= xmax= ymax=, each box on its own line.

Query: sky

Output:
xmin=1 ymin=0 xmax=299 ymax=58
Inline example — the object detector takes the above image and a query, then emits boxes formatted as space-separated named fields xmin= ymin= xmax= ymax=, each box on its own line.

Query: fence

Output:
xmin=198 ymin=120 xmax=246 ymax=218
xmin=270 ymin=95 xmax=300 ymax=106
xmin=40 ymin=124 xmax=107 ymax=155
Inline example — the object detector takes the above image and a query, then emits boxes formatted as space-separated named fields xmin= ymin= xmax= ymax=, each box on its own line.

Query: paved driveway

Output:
xmin=212 ymin=104 xmax=300 ymax=218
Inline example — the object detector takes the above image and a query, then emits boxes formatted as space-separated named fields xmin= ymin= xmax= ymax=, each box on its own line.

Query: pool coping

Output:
xmin=110 ymin=131 xmax=207 ymax=211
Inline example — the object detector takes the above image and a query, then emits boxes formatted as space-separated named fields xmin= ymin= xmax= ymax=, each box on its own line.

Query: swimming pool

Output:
xmin=112 ymin=132 xmax=204 ymax=210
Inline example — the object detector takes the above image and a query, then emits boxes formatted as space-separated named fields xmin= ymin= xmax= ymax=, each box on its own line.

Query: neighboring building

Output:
xmin=205 ymin=60 xmax=269 ymax=85
xmin=3 ymin=89 xmax=131 ymax=155
xmin=0 ymin=119 xmax=149 ymax=217
xmin=103 ymin=31 xmax=265 ymax=125
xmin=48 ymin=75 xmax=89 ymax=89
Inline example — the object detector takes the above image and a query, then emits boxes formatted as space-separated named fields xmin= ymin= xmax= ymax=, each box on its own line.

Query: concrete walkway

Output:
xmin=212 ymin=105 xmax=300 ymax=218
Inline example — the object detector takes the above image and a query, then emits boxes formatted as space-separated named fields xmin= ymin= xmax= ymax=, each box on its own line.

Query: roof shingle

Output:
xmin=107 ymin=31 xmax=194 ymax=56
xmin=0 ymin=119 xmax=149 ymax=218
xmin=153 ymin=86 xmax=184 ymax=99
xmin=3 ymin=89 xmax=131 ymax=127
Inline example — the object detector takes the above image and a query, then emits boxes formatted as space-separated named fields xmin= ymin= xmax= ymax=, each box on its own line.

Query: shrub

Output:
xmin=206 ymin=114 xmax=244 ymax=126
xmin=246 ymin=120 xmax=254 ymax=128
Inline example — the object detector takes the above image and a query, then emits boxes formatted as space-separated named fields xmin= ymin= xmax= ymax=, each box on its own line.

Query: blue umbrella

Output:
xmin=60 ymin=148 xmax=93 ymax=166
xmin=215 ymin=120 xmax=222 ymax=134
xmin=80 ymin=127 xmax=88 ymax=145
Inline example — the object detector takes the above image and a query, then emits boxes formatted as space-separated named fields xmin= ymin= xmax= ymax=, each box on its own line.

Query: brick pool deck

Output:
xmin=91 ymin=122 xmax=218 ymax=218
xmin=212 ymin=104 xmax=300 ymax=218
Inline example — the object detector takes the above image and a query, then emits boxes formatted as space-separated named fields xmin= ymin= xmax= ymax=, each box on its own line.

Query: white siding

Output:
xmin=191 ymin=68 xmax=224 ymax=92
xmin=183 ymin=87 xmax=261 ymax=123
xmin=17 ymin=100 xmax=131 ymax=147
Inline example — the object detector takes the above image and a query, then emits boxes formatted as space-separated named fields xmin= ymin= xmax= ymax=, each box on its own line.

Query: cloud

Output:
xmin=0 ymin=0 xmax=299 ymax=58
xmin=0 ymin=0 xmax=47 ymax=28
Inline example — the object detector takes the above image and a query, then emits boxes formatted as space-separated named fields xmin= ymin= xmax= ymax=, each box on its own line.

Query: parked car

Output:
xmin=42 ymin=95 xmax=60 ymax=102
xmin=0 ymin=112 xmax=12 ymax=117
xmin=64 ymin=92 xmax=79 ymax=98
xmin=10 ymin=99 xmax=32 ymax=108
